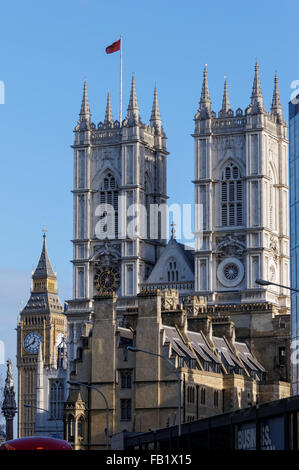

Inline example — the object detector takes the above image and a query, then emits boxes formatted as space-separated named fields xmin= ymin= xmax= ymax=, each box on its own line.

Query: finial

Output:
xmin=42 ymin=225 xmax=47 ymax=239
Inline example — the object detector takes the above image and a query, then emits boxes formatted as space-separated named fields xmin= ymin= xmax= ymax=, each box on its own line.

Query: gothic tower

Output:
xmin=17 ymin=233 xmax=66 ymax=437
xmin=193 ymin=63 xmax=290 ymax=309
xmin=67 ymin=77 xmax=168 ymax=365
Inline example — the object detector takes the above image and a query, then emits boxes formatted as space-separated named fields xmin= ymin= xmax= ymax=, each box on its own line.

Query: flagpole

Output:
xmin=120 ymin=35 xmax=122 ymax=126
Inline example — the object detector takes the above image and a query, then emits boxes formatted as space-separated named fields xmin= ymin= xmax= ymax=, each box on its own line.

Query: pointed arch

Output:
xmin=220 ymin=161 xmax=243 ymax=227
xmin=144 ymin=171 xmax=153 ymax=240
xmin=96 ymin=169 xmax=119 ymax=238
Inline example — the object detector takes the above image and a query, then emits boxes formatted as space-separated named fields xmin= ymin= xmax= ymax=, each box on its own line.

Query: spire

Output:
xmin=32 ymin=230 xmax=56 ymax=281
xmin=271 ymin=72 xmax=283 ymax=118
xmin=250 ymin=60 xmax=265 ymax=113
xmin=221 ymin=79 xmax=230 ymax=114
xmin=126 ymin=73 xmax=139 ymax=123
xmin=78 ymin=80 xmax=91 ymax=129
xmin=104 ymin=89 xmax=113 ymax=124
xmin=150 ymin=86 xmax=162 ymax=130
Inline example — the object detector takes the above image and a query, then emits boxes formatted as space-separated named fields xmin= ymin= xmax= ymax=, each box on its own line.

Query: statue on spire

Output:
xmin=1 ymin=359 xmax=17 ymax=441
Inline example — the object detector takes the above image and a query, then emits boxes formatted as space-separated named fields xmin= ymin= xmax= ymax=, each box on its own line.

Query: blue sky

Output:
xmin=0 ymin=0 xmax=298 ymax=404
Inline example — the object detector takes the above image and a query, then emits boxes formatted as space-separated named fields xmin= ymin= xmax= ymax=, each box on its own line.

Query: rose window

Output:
xmin=223 ymin=263 xmax=239 ymax=280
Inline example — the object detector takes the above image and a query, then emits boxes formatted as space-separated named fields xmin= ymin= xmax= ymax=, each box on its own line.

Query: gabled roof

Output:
xmin=146 ymin=238 xmax=194 ymax=284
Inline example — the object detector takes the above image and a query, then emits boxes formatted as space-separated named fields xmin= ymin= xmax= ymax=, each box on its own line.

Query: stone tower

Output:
xmin=17 ymin=233 xmax=66 ymax=437
xmin=67 ymin=77 xmax=169 ymax=365
xmin=1 ymin=359 xmax=17 ymax=441
xmin=193 ymin=63 xmax=290 ymax=309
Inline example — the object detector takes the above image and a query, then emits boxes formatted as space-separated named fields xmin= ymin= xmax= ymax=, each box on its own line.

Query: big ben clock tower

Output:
xmin=17 ymin=231 xmax=66 ymax=437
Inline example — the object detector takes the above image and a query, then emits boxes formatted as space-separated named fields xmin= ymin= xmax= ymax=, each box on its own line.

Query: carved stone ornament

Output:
xmin=269 ymin=236 xmax=279 ymax=262
xmin=216 ymin=235 xmax=246 ymax=258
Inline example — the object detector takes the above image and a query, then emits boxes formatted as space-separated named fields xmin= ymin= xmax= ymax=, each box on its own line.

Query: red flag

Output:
xmin=106 ymin=39 xmax=121 ymax=54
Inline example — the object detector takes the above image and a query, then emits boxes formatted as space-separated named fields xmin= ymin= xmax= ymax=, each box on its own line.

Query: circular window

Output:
xmin=217 ymin=257 xmax=244 ymax=287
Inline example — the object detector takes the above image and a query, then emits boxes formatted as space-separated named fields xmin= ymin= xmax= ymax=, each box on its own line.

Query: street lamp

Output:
xmin=255 ymin=278 xmax=299 ymax=293
xmin=126 ymin=346 xmax=182 ymax=437
xmin=67 ymin=380 xmax=109 ymax=449
xmin=24 ymin=403 xmax=59 ymax=438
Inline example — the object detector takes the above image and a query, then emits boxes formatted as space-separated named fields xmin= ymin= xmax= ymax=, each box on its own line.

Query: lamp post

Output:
xmin=126 ymin=346 xmax=182 ymax=437
xmin=67 ymin=380 xmax=109 ymax=449
xmin=255 ymin=278 xmax=299 ymax=293
xmin=24 ymin=403 xmax=59 ymax=438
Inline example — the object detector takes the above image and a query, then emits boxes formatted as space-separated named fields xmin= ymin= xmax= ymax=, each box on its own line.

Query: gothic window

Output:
xmin=221 ymin=163 xmax=243 ymax=227
xmin=49 ymin=379 xmax=64 ymax=419
xmin=99 ymin=172 xmax=119 ymax=238
xmin=145 ymin=174 xmax=151 ymax=239
xmin=77 ymin=416 xmax=84 ymax=439
xmin=120 ymin=399 xmax=132 ymax=420
xmin=120 ymin=371 xmax=132 ymax=389
xmin=67 ymin=415 xmax=75 ymax=441
xmin=167 ymin=259 xmax=179 ymax=282
xmin=187 ymin=386 xmax=195 ymax=404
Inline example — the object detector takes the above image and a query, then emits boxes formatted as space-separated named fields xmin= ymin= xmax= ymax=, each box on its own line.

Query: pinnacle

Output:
xmin=221 ymin=79 xmax=230 ymax=114
xmin=104 ymin=89 xmax=113 ymax=124
xmin=250 ymin=60 xmax=265 ymax=113
xmin=127 ymin=74 xmax=139 ymax=113
xmin=150 ymin=86 xmax=162 ymax=129
xmin=199 ymin=65 xmax=211 ymax=111
xmin=271 ymin=72 xmax=282 ymax=116
xmin=80 ymin=80 xmax=91 ymax=118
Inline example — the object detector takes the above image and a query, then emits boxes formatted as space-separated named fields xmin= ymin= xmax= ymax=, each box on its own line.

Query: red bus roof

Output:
xmin=0 ymin=436 xmax=72 ymax=450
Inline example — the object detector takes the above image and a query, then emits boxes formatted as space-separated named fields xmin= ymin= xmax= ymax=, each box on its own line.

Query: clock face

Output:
xmin=24 ymin=332 xmax=42 ymax=354
xmin=94 ymin=266 xmax=120 ymax=294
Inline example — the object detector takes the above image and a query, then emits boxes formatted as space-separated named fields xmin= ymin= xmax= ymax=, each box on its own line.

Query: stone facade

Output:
xmin=67 ymin=78 xmax=169 ymax=368
xmin=64 ymin=290 xmax=289 ymax=450
xmin=193 ymin=64 xmax=289 ymax=310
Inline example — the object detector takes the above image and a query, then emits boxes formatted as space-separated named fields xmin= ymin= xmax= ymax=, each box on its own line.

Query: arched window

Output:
xmin=221 ymin=163 xmax=243 ymax=227
xmin=268 ymin=165 xmax=276 ymax=230
xmin=49 ymin=379 xmax=64 ymax=419
xmin=145 ymin=173 xmax=153 ymax=240
xmin=167 ymin=259 xmax=179 ymax=282
xmin=77 ymin=416 xmax=84 ymax=439
xmin=67 ymin=415 xmax=75 ymax=441
xmin=99 ymin=172 xmax=119 ymax=237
